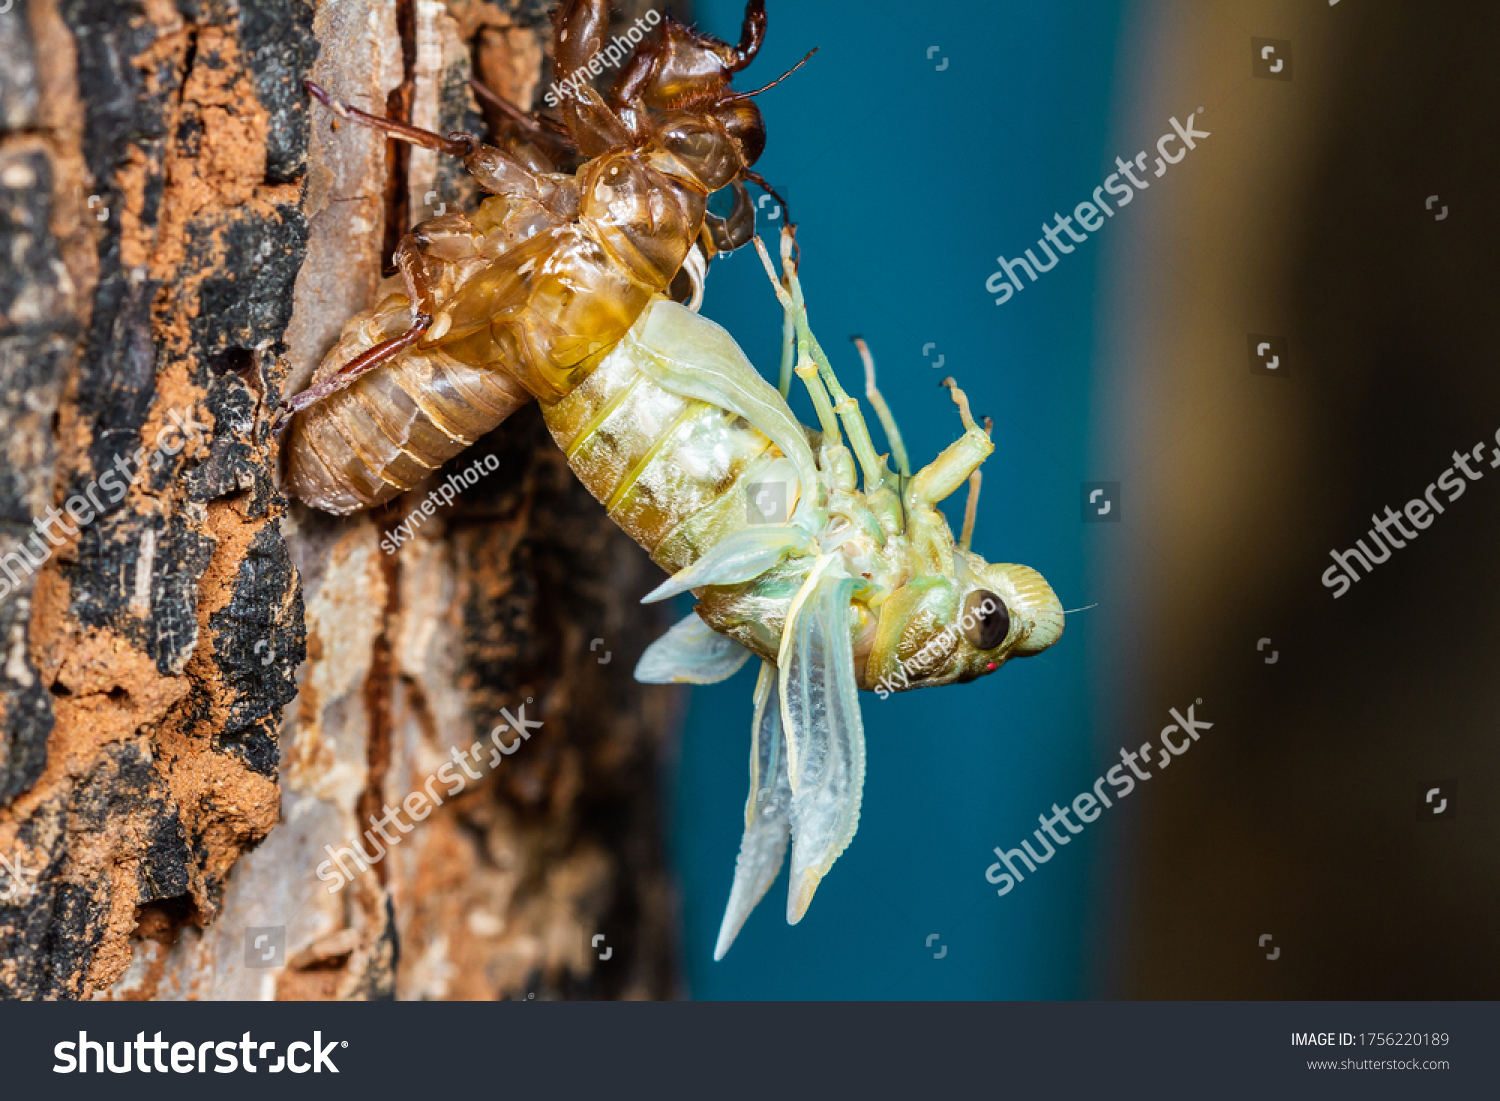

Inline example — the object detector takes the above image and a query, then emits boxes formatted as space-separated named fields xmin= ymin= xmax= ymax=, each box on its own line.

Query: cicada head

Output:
xmin=616 ymin=2 xmax=813 ymax=193
xmin=862 ymin=550 xmax=1063 ymax=693
xmin=623 ymin=6 xmax=766 ymax=112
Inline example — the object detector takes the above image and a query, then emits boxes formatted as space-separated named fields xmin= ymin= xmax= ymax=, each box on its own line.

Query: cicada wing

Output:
xmin=627 ymin=298 xmax=821 ymax=525
xmin=713 ymin=661 xmax=793 ymax=961
xmin=635 ymin=611 xmax=753 ymax=685
xmin=640 ymin=525 xmax=811 ymax=604
xmin=777 ymin=557 xmax=867 ymax=925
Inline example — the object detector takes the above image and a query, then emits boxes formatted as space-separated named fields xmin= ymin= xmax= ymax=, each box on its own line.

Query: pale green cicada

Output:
xmin=631 ymin=228 xmax=1064 ymax=958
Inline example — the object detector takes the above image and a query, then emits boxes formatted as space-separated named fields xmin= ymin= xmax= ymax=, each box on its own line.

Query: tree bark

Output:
xmin=0 ymin=0 xmax=678 ymax=1001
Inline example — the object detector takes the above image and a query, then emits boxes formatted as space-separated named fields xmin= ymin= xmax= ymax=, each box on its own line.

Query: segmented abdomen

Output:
xmin=542 ymin=323 xmax=788 ymax=575
xmin=286 ymin=295 xmax=533 ymax=514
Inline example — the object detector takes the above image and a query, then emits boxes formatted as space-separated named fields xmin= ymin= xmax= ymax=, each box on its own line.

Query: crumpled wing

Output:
xmin=627 ymin=298 xmax=821 ymax=526
xmin=713 ymin=661 xmax=792 ymax=961
xmin=635 ymin=611 xmax=753 ymax=685
xmin=640 ymin=525 xmax=811 ymax=604
xmin=777 ymin=556 xmax=867 ymax=924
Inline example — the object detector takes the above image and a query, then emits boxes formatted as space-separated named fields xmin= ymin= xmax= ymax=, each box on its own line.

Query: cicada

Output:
xmin=280 ymin=0 xmax=1064 ymax=959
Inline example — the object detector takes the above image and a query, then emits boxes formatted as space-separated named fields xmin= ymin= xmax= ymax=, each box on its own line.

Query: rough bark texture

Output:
xmin=0 ymin=0 xmax=679 ymax=1001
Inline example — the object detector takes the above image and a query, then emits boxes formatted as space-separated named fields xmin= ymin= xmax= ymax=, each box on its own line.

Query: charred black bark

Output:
xmin=1 ymin=0 xmax=678 ymax=1001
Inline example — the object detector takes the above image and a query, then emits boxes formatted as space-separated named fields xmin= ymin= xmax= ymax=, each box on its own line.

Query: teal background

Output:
xmin=667 ymin=0 xmax=1125 ymax=998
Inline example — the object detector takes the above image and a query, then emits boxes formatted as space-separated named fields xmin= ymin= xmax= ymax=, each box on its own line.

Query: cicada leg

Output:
xmin=701 ymin=180 xmax=756 ymax=260
xmin=550 ymin=0 xmax=634 ymax=154
xmin=850 ymin=336 xmax=911 ymax=480
xmin=751 ymin=233 xmax=839 ymax=443
xmin=274 ymin=210 xmax=476 ymax=432
xmin=764 ymin=225 xmax=796 ymax=399
xmin=609 ymin=0 xmax=767 ymax=112
xmin=305 ymin=80 xmax=552 ymax=201
xmin=286 ymin=82 xmax=574 ymax=428
xmin=305 ymin=79 xmax=478 ymax=159
xmin=467 ymin=75 xmax=573 ymax=172
xmin=755 ymin=232 xmax=898 ymax=498
xmin=958 ymin=416 xmax=993 ymax=552
xmin=907 ymin=377 xmax=995 ymax=508
xmin=271 ymin=315 xmax=431 ymax=435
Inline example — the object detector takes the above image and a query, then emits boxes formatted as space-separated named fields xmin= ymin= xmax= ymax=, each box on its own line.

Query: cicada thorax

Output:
xmin=426 ymin=149 xmax=708 ymax=400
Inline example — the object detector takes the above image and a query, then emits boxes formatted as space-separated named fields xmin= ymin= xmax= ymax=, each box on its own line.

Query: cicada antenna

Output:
xmin=469 ymin=77 xmax=577 ymax=155
xmin=727 ymin=46 xmax=819 ymax=100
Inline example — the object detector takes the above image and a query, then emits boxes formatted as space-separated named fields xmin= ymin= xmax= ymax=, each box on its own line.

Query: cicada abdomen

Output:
xmin=542 ymin=300 xmax=808 ymax=579
xmin=285 ymin=283 xmax=534 ymax=515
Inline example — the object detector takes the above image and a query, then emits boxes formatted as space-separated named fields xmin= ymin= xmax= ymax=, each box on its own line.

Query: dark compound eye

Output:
xmin=962 ymin=589 xmax=1010 ymax=651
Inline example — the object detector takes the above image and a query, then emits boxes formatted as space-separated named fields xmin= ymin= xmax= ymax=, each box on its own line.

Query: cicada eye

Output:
xmin=962 ymin=589 xmax=1010 ymax=651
